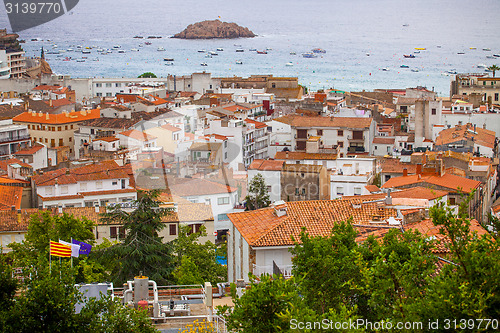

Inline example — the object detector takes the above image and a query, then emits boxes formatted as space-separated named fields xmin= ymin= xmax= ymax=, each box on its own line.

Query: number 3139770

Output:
xmin=5 ymin=2 xmax=62 ymax=14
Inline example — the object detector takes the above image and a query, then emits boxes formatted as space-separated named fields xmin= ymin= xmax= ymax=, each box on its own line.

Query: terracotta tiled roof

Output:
xmin=0 ymin=158 xmax=33 ymax=171
xmin=229 ymin=200 xmax=397 ymax=247
xmin=38 ymin=194 xmax=84 ymax=202
xmin=119 ymin=129 xmax=156 ymax=141
xmin=178 ymin=91 xmax=198 ymax=98
xmin=93 ymin=136 xmax=119 ymax=143
xmin=0 ymin=176 xmax=29 ymax=185
xmin=435 ymin=123 xmax=496 ymax=149
xmin=169 ymin=179 xmax=237 ymax=197
xmin=248 ymin=159 xmax=284 ymax=171
xmin=13 ymin=109 xmax=100 ymax=124
xmin=189 ymin=142 xmax=222 ymax=151
xmin=381 ymin=173 xmax=481 ymax=193
xmin=14 ymin=143 xmax=45 ymax=155
xmin=43 ymin=98 xmax=73 ymax=108
xmin=161 ymin=124 xmax=181 ymax=132
xmin=223 ymin=104 xmax=250 ymax=112
xmin=204 ymin=134 xmax=229 ymax=141
xmin=365 ymin=185 xmax=381 ymax=193
xmin=274 ymin=151 xmax=338 ymax=160
xmin=381 ymin=158 xmax=417 ymax=174
xmin=78 ymin=188 xmax=136 ymax=197
xmin=162 ymin=203 xmax=214 ymax=223
xmin=33 ymin=160 xmax=129 ymax=186
xmin=373 ymin=137 xmax=395 ymax=144
xmin=244 ymin=118 xmax=267 ymax=129
xmin=274 ymin=114 xmax=372 ymax=129
xmin=406 ymin=218 xmax=488 ymax=253
xmin=0 ymin=185 xmax=23 ymax=210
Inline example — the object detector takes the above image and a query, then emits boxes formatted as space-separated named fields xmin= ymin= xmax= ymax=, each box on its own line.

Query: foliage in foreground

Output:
xmin=219 ymin=198 xmax=499 ymax=332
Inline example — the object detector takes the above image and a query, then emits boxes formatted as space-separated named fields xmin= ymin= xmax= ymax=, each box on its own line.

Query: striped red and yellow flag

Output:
xmin=50 ymin=241 xmax=71 ymax=257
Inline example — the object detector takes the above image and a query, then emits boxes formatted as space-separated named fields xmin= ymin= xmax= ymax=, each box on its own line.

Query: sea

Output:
xmin=2 ymin=0 xmax=500 ymax=96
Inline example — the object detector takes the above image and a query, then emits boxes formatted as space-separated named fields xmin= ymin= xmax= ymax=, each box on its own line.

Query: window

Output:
xmin=59 ymin=138 xmax=63 ymax=146
xmin=193 ymin=223 xmax=202 ymax=233
xmin=338 ymin=130 xmax=344 ymax=136
xmin=495 ymin=93 xmax=499 ymax=102
xmin=106 ymin=92 xmax=112 ymax=97
xmin=69 ymin=137 xmax=72 ymax=142
xmin=266 ymin=185 xmax=272 ymax=193
xmin=57 ymin=126 xmax=61 ymax=131
xmin=27 ymin=124 xmax=30 ymax=129
xmin=90 ymin=129 xmax=95 ymax=134
xmin=96 ymin=93 xmax=102 ymax=97
xmin=115 ymin=83 xmax=121 ymax=87
xmin=100 ymin=199 xmax=109 ymax=207
xmin=105 ymin=83 xmax=112 ymax=87
xmin=218 ymin=213 xmax=229 ymax=221
xmin=218 ymin=197 xmax=230 ymax=205
xmin=110 ymin=226 xmax=117 ymax=238
xmin=336 ymin=186 xmax=344 ymax=195
xmin=338 ymin=141 xmax=344 ymax=148
xmin=112 ymin=181 xmax=118 ymax=186
xmin=205 ymin=198 xmax=211 ymax=205
xmin=354 ymin=187 xmax=362 ymax=195
xmin=95 ymin=83 xmax=102 ymax=87
xmin=295 ymin=188 xmax=299 ymax=195
xmin=71 ymin=125 xmax=74 ymax=129
xmin=84 ymin=201 xmax=93 ymax=207
xmin=169 ymin=224 xmax=177 ymax=236
xmin=65 ymin=125 xmax=68 ymax=130
xmin=317 ymin=129 xmax=323 ymax=136
xmin=449 ymin=197 xmax=456 ymax=205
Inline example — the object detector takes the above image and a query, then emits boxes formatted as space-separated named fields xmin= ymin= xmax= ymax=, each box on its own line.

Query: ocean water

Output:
xmin=2 ymin=0 xmax=500 ymax=96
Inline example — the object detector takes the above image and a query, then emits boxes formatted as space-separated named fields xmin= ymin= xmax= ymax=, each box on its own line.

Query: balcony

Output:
xmin=253 ymin=264 xmax=293 ymax=278
xmin=0 ymin=135 xmax=30 ymax=144
xmin=347 ymin=134 xmax=365 ymax=142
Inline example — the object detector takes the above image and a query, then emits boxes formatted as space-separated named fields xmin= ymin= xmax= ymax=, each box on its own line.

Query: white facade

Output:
xmin=247 ymin=170 xmax=282 ymax=203
xmin=0 ymin=119 xmax=30 ymax=157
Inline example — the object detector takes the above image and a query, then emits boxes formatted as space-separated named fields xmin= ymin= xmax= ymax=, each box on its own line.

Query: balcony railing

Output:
xmin=347 ymin=134 xmax=365 ymax=141
xmin=253 ymin=264 xmax=293 ymax=278
xmin=0 ymin=135 xmax=30 ymax=143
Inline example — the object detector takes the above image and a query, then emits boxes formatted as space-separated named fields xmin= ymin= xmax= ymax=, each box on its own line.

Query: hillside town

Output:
xmin=1 ymin=30 xmax=500 ymax=332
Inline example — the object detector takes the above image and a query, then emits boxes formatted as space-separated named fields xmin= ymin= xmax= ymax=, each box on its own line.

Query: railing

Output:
xmin=253 ymin=264 xmax=293 ymax=278
xmin=0 ymin=135 xmax=30 ymax=143
xmin=212 ymin=314 xmax=228 ymax=333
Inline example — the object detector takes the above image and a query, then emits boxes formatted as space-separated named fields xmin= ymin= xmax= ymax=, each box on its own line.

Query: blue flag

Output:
xmin=72 ymin=239 xmax=92 ymax=255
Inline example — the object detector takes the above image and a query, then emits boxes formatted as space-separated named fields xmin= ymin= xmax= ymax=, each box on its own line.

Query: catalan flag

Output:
xmin=50 ymin=241 xmax=71 ymax=257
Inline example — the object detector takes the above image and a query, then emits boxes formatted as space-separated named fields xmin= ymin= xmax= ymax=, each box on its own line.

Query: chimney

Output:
xmin=272 ymin=200 xmax=287 ymax=217
xmin=49 ymin=99 xmax=53 ymax=107
xmin=385 ymin=189 xmax=392 ymax=205
xmin=416 ymin=163 xmax=422 ymax=175
xmin=285 ymin=151 xmax=289 ymax=159
xmin=403 ymin=167 xmax=408 ymax=177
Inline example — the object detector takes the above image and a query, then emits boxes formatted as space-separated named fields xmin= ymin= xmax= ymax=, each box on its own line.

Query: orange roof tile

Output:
xmin=169 ymin=179 xmax=237 ymax=197
xmin=161 ymin=124 xmax=182 ymax=132
xmin=244 ymin=118 xmax=267 ymax=129
xmin=365 ymin=185 xmax=381 ymax=193
xmin=381 ymin=173 xmax=481 ymax=193
xmin=119 ymin=129 xmax=156 ymax=141
xmin=229 ymin=200 xmax=397 ymax=247
xmin=248 ymin=159 xmax=285 ymax=171
xmin=43 ymin=98 xmax=73 ymax=108
xmin=274 ymin=151 xmax=338 ymax=160
xmin=435 ymin=123 xmax=496 ymax=149
xmin=93 ymin=136 xmax=119 ymax=143
xmin=14 ymin=143 xmax=45 ymax=155
xmin=381 ymin=158 xmax=417 ymax=174
xmin=0 ymin=185 xmax=23 ymax=210
xmin=373 ymin=137 xmax=395 ymax=144
xmin=13 ymin=109 xmax=100 ymax=124
xmin=343 ymin=186 xmax=448 ymax=202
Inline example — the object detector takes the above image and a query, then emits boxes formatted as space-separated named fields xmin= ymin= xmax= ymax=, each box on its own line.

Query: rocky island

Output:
xmin=172 ymin=20 xmax=255 ymax=39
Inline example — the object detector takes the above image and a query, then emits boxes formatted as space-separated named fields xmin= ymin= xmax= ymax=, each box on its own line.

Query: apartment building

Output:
xmin=0 ymin=119 xmax=30 ymax=158
xmin=0 ymin=29 xmax=25 ymax=78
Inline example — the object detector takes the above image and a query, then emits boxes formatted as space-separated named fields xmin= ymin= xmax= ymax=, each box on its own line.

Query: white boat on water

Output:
xmin=216 ymin=48 xmax=223 ymax=51
xmin=236 ymin=48 xmax=244 ymax=52
xmin=286 ymin=62 xmax=293 ymax=66
xmin=200 ymin=62 xmax=208 ymax=66
xmin=113 ymin=45 xmax=121 ymax=49
xmin=67 ymin=48 xmax=73 ymax=52
xmin=82 ymin=50 xmax=91 ymax=54
xmin=198 ymin=49 xmax=206 ymax=53
xmin=236 ymin=60 xmax=243 ymax=64
xmin=382 ymin=67 xmax=389 ymax=71
xmin=208 ymin=51 xmax=218 ymax=56
xmin=118 ymin=50 xmax=125 ymax=53
xmin=131 ymin=48 xmax=139 ymax=52
xmin=477 ymin=64 xmax=487 ymax=68
xmin=411 ymin=69 xmax=419 ymax=72
xmin=290 ymin=51 xmax=296 ymax=55
xmin=157 ymin=47 xmax=165 ymax=51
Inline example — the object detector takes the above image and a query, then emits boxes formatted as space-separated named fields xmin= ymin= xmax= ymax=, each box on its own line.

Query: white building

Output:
xmin=13 ymin=143 xmax=56 ymax=170
xmin=33 ymin=160 xmax=136 ymax=208
xmin=0 ymin=119 xmax=30 ymax=157
xmin=247 ymin=159 xmax=285 ymax=203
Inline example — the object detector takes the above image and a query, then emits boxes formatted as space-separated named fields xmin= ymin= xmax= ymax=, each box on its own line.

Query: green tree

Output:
xmin=172 ymin=224 xmax=227 ymax=284
xmin=138 ymin=72 xmax=157 ymax=78
xmin=487 ymin=64 xmax=499 ymax=77
xmin=245 ymin=173 xmax=271 ymax=210
xmin=99 ymin=190 xmax=176 ymax=285
xmin=0 ymin=255 xmax=18 ymax=332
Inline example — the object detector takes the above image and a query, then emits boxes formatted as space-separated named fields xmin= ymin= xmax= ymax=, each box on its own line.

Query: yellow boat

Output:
xmin=414 ymin=47 xmax=426 ymax=50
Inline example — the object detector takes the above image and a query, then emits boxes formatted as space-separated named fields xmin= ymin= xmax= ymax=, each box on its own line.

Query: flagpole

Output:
xmin=49 ymin=239 xmax=51 ymax=274
xmin=70 ymin=238 xmax=73 ymax=269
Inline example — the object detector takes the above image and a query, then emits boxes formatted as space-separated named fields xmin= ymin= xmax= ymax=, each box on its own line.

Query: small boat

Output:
xmin=96 ymin=48 xmax=104 ymax=52
xmin=200 ymin=62 xmax=208 ymax=66
xmin=76 ymin=45 xmax=82 ymax=49
xmin=403 ymin=54 xmax=415 ymax=58
xmin=165 ymin=62 xmax=174 ymax=66
xmin=249 ymin=48 xmax=257 ymax=52
xmin=63 ymin=57 xmax=71 ymax=61
xmin=411 ymin=69 xmax=419 ymax=72
xmin=470 ymin=47 xmax=476 ymax=50
xmin=131 ymin=48 xmax=139 ymax=52
xmin=483 ymin=48 xmax=491 ymax=51
xmin=446 ymin=70 xmax=457 ymax=74
xmin=257 ymin=50 xmax=267 ymax=54
xmin=82 ymin=50 xmax=91 ymax=54
xmin=400 ymin=65 xmax=409 ymax=68
xmin=414 ymin=47 xmax=426 ymax=50
xmin=236 ymin=48 xmax=244 ymax=52
xmin=118 ymin=50 xmax=125 ymax=53
xmin=312 ymin=48 xmax=326 ymax=53
xmin=113 ymin=45 xmax=121 ymax=49
xmin=205 ymin=54 xmax=212 ymax=58
xmin=286 ymin=62 xmax=294 ymax=66
xmin=486 ymin=55 xmax=495 ymax=59
xmin=85 ymin=46 xmax=91 ymax=49
xmin=208 ymin=51 xmax=218 ymax=55
xmin=493 ymin=54 xmax=500 ymax=57
xmin=92 ymin=58 xmax=99 ymax=61
xmin=290 ymin=51 xmax=296 ymax=55
xmin=382 ymin=67 xmax=389 ymax=71
xmin=236 ymin=60 xmax=243 ymax=65
xmin=52 ymin=44 xmax=58 ymax=48
xmin=31 ymin=38 xmax=38 ymax=41
xmin=366 ymin=53 xmax=370 ymax=56
xmin=147 ymin=36 xmax=156 ymax=39
xmin=216 ymin=48 xmax=223 ymax=51
xmin=67 ymin=48 xmax=73 ymax=52
xmin=457 ymin=52 xmax=465 ymax=55
xmin=302 ymin=52 xmax=317 ymax=58
xmin=164 ymin=58 xmax=174 ymax=62
xmin=414 ymin=51 xmax=420 ymax=54
xmin=76 ymin=59 xmax=85 ymax=62
xmin=133 ymin=36 xmax=144 ymax=39
xmin=145 ymin=42 xmax=152 ymax=45
xmin=234 ymin=44 xmax=242 ymax=47
xmin=198 ymin=49 xmax=206 ymax=53
xmin=402 ymin=23 xmax=409 ymax=27
xmin=107 ymin=49 xmax=113 ymax=53
xmin=157 ymin=47 xmax=165 ymax=51
xmin=477 ymin=64 xmax=487 ymax=68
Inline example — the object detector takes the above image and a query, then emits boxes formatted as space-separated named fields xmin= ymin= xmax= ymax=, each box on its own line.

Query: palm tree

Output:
xmin=487 ymin=65 xmax=500 ymax=77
